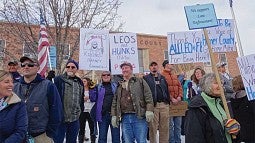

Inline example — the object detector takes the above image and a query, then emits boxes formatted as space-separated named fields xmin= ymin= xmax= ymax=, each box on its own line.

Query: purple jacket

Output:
xmin=90 ymin=82 xmax=117 ymax=122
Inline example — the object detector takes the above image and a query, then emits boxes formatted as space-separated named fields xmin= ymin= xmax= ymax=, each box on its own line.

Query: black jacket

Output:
xmin=184 ymin=95 xmax=229 ymax=143
xmin=230 ymin=91 xmax=255 ymax=142
xmin=143 ymin=73 xmax=170 ymax=105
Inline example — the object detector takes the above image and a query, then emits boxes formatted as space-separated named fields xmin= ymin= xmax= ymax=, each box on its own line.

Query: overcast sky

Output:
xmin=118 ymin=0 xmax=255 ymax=56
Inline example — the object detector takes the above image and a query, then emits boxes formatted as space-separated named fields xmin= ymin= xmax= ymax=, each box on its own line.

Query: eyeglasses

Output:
xmin=102 ymin=74 xmax=110 ymax=77
xmin=66 ymin=66 xmax=76 ymax=69
xmin=21 ymin=63 xmax=37 ymax=67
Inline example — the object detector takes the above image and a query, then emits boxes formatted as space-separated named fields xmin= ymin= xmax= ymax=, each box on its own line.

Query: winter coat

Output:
xmin=89 ymin=82 xmax=117 ymax=122
xmin=230 ymin=90 xmax=255 ymax=142
xmin=54 ymin=73 xmax=84 ymax=122
xmin=185 ymin=95 xmax=230 ymax=143
xmin=14 ymin=74 xmax=63 ymax=138
xmin=161 ymin=70 xmax=183 ymax=100
xmin=143 ymin=73 xmax=170 ymax=105
xmin=0 ymin=93 xmax=28 ymax=143
xmin=111 ymin=77 xmax=154 ymax=122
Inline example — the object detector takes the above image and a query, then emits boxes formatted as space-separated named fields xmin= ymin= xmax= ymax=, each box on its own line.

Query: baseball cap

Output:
xmin=149 ymin=61 xmax=158 ymax=66
xmin=20 ymin=55 xmax=39 ymax=64
xmin=162 ymin=60 xmax=169 ymax=67
xmin=120 ymin=62 xmax=133 ymax=69
xmin=216 ymin=62 xmax=227 ymax=68
xmin=8 ymin=60 xmax=18 ymax=66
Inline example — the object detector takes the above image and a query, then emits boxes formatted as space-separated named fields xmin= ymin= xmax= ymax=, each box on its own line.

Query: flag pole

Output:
xmin=229 ymin=0 xmax=244 ymax=56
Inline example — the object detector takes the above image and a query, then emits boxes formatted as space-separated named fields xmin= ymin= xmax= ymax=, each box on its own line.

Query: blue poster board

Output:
xmin=184 ymin=3 xmax=218 ymax=30
xmin=48 ymin=46 xmax=56 ymax=68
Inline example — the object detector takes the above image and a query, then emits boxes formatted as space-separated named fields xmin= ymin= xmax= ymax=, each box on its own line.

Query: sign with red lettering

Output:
xmin=109 ymin=33 xmax=139 ymax=75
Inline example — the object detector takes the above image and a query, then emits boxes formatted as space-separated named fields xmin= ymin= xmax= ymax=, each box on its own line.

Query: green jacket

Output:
xmin=111 ymin=77 xmax=154 ymax=122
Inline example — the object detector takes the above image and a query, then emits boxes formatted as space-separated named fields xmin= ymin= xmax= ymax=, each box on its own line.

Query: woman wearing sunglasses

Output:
xmin=90 ymin=71 xmax=120 ymax=143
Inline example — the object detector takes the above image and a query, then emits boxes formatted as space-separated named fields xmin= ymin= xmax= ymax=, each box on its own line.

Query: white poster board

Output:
xmin=167 ymin=31 xmax=210 ymax=64
xmin=236 ymin=54 xmax=255 ymax=101
xmin=167 ymin=19 xmax=235 ymax=64
xmin=79 ymin=28 xmax=109 ymax=71
xmin=110 ymin=33 xmax=139 ymax=75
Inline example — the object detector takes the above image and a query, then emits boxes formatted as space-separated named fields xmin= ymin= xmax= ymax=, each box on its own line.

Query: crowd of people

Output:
xmin=0 ymin=55 xmax=254 ymax=143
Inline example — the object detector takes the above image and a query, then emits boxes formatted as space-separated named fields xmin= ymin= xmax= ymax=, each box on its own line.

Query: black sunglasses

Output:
xmin=66 ymin=66 xmax=76 ymax=69
xmin=21 ymin=63 xmax=37 ymax=67
xmin=102 ymin=74 xmax=110 ymax=77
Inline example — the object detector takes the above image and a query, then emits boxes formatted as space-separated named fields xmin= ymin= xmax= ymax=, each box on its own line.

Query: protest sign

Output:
xmin=184 ymin=3 xmax=218 ymax=30
xmin=109 ymin=33 xmax=139 ymax=75
xmin=79 ymin=28 xmax=109 ymax=71
xmin=169 ymin=101 xmax=188 ymax=117
xmin=206 ymin=19 xmax=235 ymax=52
xmin=237 ymin=54 xmax=255 ymax=101
xmin=167 ymin=19 xmax=235 ymax=64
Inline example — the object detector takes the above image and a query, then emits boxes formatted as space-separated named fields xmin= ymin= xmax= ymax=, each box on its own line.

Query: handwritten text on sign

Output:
xmin=110 ymin=33 xmax=139 ymax=75
xmin=237 ymin=54 xmax=255 ymax=101
xmin=184 ymin=3 xmax=218 ymax=30
xmin=79 ymin=28 xmax=109 ymax=71
xmin=167 ymin=19 xmax=235 ymax=64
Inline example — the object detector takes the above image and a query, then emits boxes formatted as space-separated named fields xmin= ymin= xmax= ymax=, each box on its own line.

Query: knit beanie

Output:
xmin=66 ymin=59 xmax=79 ymax=69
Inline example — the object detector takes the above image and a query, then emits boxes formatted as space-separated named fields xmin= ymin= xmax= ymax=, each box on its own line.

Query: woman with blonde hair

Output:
xmin=0 ymin=70 xmax=28 ymax=143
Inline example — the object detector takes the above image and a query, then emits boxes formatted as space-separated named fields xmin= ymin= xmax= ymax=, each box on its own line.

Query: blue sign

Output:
xmin=184 ymin=3 xmax=218 ymax=30
xmin=48 ymin=46 xmax=56 ymax=68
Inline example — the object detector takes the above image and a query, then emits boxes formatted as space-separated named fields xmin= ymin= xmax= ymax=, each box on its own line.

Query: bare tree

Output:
xmin=0 ymin=0 xmax=123 ymax=73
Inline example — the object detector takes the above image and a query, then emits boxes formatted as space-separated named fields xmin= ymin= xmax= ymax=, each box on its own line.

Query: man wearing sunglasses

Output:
xmin=13 ymin=55 xmax=63 ymax=143
xmin=54 ymin=59 xmax=84 ymax=143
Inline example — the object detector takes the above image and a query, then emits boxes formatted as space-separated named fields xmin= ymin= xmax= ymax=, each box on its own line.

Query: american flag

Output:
xmin=37 ymin=10 xmax=50 ymax=77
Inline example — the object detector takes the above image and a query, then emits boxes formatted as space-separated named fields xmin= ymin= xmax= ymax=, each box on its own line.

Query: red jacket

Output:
xmin=161 ymin=70 xmax=183 ymax=100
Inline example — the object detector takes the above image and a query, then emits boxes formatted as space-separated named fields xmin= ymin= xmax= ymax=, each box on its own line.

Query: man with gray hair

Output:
xmin=54 ymin=59 xmax=84 ymax=143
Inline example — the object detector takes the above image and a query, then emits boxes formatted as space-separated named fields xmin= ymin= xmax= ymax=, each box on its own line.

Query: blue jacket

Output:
xmin=90 ymin=82 xmax=117 ymax=122
xmin=13 ymin=74 xmax=63 ymax=138
xmin=0 ymin=93 xmax=28 ymax=143
xmin=54 ymin=73 xmax=84 ymax=121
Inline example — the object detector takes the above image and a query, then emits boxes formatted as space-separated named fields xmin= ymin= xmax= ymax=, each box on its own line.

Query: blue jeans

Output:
xmin=121 ymin=113 xmax=148 ymax=143
xmin=53 ymin=120 xmax=79 ymax=143
xmin=98 ymin=113 xmax=120 ymax=143
xmin=169 ymin=116 xmax=182 ymax=143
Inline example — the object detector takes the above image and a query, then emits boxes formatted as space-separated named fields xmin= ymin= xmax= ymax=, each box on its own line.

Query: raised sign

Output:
xmin=184 ymin=3 xmax=218 ymax=30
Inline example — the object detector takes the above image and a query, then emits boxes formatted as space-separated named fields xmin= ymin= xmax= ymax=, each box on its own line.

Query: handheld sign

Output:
xmin=79 ymin=28 xmax=110 ymax=71
xmin=184 ymin=3 xmax=218 ymax=30
xmin=236 ymin=54 xmax=255 ymax=101
xmin=184 ymin=4 xmax=234 ymax=135
xmin=109 ymin=33 xmax=139 ymax=75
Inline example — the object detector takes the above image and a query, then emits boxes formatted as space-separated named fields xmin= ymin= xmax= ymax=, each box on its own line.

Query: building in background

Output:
xmin=0 ymin=22 xmax=240 ymax=79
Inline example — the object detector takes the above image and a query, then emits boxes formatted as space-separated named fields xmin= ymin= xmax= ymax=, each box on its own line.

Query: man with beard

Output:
xmin=54 ymin=59 xmax=84 ymax=143
xmin=143 ymin=61 xmax=170 ymax=143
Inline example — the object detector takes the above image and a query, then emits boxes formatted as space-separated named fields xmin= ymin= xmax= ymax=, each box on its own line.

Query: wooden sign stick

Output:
xmin=203 ymin=28 xmax=231 ymax=119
